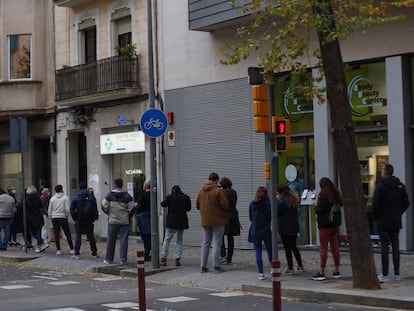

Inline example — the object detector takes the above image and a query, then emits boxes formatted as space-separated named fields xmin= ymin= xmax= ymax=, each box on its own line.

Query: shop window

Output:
xmin=8 ymin=34 xmax=31 ymax=80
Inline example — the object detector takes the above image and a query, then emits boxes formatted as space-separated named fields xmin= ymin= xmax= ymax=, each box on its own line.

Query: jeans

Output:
xmin=318 ymin=227 xmax=340 ymax=269
xmin=200 ymin=225 xmax=225 ymax=268
xmin=106 ymin=223 xmax=129 ymax=263
xmin=254 ymin=236 xmax=272 ymax=274
xmin=28 ymin=227 xmax=44 ymax=247
xmin=379 ymin=229 xmax=400 ymax=276
xmin=161 ymin=228 xmax=183 ymax=259
xmin=52 ymin=218 xmax=74 ymax=251
xmin=74 ymin=222 xmax=97 ymax=256
xmin=0 ymin=218 xmax=12 ymax=249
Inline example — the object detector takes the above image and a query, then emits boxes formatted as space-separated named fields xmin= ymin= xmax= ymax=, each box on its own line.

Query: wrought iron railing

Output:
xmin=56 ymin=55 xmax=140 ymax=101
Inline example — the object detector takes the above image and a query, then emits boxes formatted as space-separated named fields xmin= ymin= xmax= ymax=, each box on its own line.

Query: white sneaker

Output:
xmin=258 ymin=273 xmax=266 ymax=280
xmin=71 ymin=255 xmax=80 ymax=260
xmin=70 ymin=249 xmax=75 ymax=255
xmin=378 ymin=274 xmax=390 ymax=282
xmin=393 ymin=275 xmax=401 ymax=282
xmin=35 ymin=248 xmax=41 ymax=253
xmin=39 ymin=243 xmax=49 ymax=252
xmin=56 ymin=250 xmax=62 ymax=255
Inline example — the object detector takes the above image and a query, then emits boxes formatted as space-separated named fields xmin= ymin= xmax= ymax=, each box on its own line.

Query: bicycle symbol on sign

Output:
xmin=144 ymin=118 xmax=164 ymax=130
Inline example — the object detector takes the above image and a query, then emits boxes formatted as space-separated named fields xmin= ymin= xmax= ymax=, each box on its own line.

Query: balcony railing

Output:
xmin=56 ymin=55 xmax=140 ymax=101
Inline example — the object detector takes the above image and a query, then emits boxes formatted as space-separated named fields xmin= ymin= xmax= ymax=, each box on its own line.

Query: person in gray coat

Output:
xmin=102 ymin=178 xmax=134 ymax=264
xmin=0 ymin=188 xmax=16 ymax=250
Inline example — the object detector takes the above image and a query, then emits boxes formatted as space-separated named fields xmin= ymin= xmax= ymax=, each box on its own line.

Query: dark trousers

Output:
xmin=221 ymin=235 xmax=234 ymax=262
xmin=379 ymin=229 xmax=400 ymax=276
xmin=280 ymin=234 xmax=303 ymax=269
xmin=74 ymin=222 xmax=97 ymax=256
xmin=52 ymin=218 xmax=74 ymax=251
xmin=141 ymin=234 xmax=151 ymax=261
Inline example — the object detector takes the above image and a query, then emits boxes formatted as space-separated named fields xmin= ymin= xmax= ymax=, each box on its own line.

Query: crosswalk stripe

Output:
xmin=101 ymin=302 xmax=139 ymax=308
xmin=42 ymin=308 xmax=84 ymax=311
xmin=32 ymin=276 xmax=59 ymax=280
xmin=158 ymin=296 xmax=199 ymax=303
xmin=92 ymin=276 xmax=123 ymax=281
xmin=47 ymin=281 xmax=80 ymax=286
xmin=0 ymin=285 xmax=32 ymax=289
xmin=209 ymin=292 xmax=244 ymax=297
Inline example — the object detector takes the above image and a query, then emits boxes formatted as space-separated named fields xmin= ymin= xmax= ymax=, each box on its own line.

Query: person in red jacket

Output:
xmin=196 ymin=172 xmax=229 ymax=274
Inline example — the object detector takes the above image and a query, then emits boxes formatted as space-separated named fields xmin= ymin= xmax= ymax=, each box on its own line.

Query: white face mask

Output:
xmin=11 ymin=190 xmax=16 ymax=194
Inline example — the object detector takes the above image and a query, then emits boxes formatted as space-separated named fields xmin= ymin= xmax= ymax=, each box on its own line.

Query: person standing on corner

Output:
xmin=276 ymin=183 xmax=304 ymax=274
xmin=248 ymin=186 xmax=272 ymax=280
xmin=0 ymin=188 xmax=16 ymax=250
xmin=196 ymin=172 xmax=229 ymax=274
xmin=219 ymin=177 xmax=240 ymax=265
xmin=159 ymin=185 xmax=191 ymax=267
xmin=25 ymin=185 xmax=49 ymax=253
xmin=40 ymin=187 xmax=51 ymax=243
xmin=312 ymin=177 xmax=342 ymax=281
xmin=372 ymin=163 xmax=409 ymax=283
xmin=135 ymin=181 xmax=151 ymax=261
xmin=48 ymin=185 xmax=74 ymax=255
xmin=102 ymin=178 xmax=134 ymax=264
xmin=70 ymin=182 xmax=99 ymax=259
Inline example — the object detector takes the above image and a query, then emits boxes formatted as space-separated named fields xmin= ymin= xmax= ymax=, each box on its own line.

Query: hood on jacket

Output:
xmin=381 ymin=176 xmax=404 ymax=191
xmin=54 ymin=192 xmax=65 ymax=199
xmin=201 ymin=180 xmax=218 ymax=192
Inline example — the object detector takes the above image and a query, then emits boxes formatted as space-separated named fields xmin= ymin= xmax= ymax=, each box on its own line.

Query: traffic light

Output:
xmin=252 ymin=85 xmax=270 ymax=133
xmin=272 ymin=116 xmax=291 ymax=152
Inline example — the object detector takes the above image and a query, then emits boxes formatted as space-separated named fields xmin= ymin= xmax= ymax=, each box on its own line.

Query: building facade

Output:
xmin=160 ymin=1 xmax=414 ymax=250
xmin=0 ymin=0 xmax=56 ymax=201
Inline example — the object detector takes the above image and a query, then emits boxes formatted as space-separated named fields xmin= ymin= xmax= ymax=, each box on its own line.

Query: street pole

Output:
xmin=265 ymin=83 xmax=281 ymax=311
xmin=147 ymin=0 xmax=159 ymax=268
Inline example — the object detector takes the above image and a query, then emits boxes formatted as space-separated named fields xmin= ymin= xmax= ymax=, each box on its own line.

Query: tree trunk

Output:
xmin=315 ymin=0 xmax=380 ymax=289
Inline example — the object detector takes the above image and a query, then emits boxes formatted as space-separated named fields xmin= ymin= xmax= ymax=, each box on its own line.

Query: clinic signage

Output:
xmin=100 ymin=131 xmax=145 ymax=155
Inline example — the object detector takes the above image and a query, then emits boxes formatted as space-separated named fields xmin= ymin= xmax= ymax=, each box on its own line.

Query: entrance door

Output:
xmin=68 ymin=131 xmax=87 ymax=198
xmin=33 ymin=138 xmax=51 ymax=191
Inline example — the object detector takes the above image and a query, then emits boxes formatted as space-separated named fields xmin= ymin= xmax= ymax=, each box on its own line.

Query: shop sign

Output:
xmin=348 ymin=75 xmax=387 ymax=115
xmin=100 ymin=131 xmax=145 ymax=155
xmin=125 ymin=168 xmax=143 ymax=175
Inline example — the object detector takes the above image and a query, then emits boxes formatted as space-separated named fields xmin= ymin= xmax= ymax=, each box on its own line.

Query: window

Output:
xmin=8 ymin=34 xmax=31 ymax=80
xmin=112 ymin=14 xmax=132 ymax=55
xmin=84 ymin=27 xmax=97 ymax=64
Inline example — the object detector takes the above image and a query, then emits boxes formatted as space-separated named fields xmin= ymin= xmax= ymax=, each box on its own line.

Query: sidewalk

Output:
xmin=1 ymin=237 xmax=414 ymax=310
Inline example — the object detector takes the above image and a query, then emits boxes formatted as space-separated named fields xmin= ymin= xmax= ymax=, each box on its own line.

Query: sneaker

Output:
xmin=39 ymin=243 xmax=49 ymax=252
xmin=378 ymin=274 xmax=390 ymax=283
xmin=284 ymin=268 xmax=294 ymax=274
xmin=70 ymin=249 xmax=75 ymax=255
xmin=200 ymin=267 xmax=209 ymax=273
xmin=120 ymin=260 xmax=127 ymax=265
xmin=258 ymin=273 xmax=266 ymax=280
xmin=213 ymin=266 xmax=225 ymax=274
xmin=297 ymin=266 xmax=305 ymax=273
xmin=35 ymin=248 xmax=41 ymax=253
xmin=312 ymin=272 xmax=326 ymax=281
xmin=220 ymin=257 xmax=227 ymax=264
xmin=103 ymin=260 xmax=113 ymax=264
xmin=56 ymin=250 xmax=62 ymax=255
xmin=71 ymin=255 xmax=80 ymax=260
xmin=92 ymin=254 xmax=99 ymax=258
xmin=332 ymin=271 xmax=341 ymax=278
xmin=393 ymin=275 xmax=401 ymax=282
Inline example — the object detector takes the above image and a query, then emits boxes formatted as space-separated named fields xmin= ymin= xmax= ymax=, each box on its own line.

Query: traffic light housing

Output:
xmin=272 ymin=116 xmax=291 ymax=152
xmin=252 ymin=85 xmax=270 ymax=133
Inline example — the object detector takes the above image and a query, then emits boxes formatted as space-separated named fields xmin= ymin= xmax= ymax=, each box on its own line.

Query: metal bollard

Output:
xmin=137 ymin=250 xmax=146 ymax=311
xmin=271 ymin=259 xmax=281 ymax=311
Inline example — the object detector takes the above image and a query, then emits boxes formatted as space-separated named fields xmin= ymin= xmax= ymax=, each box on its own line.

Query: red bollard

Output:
xmin=271 ymin=260 xmax=281 ymax=311
xmin=137 ymin=250 xmax=146 ymax=311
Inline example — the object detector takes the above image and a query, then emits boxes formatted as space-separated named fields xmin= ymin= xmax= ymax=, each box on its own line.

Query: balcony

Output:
xmin=54 ymin=0 xmax=93 ymax=7
xmin=56 ymin=55 xmax=142 ymax=106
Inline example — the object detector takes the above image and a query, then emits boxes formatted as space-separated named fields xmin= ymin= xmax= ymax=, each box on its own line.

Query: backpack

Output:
xmin=76 ymin=194 xmax=95 ymax=222
xmin=328 ymin=203 xmax=342 ymax=227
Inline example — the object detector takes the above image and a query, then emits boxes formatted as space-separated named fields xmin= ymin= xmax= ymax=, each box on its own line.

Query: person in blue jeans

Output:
xmin=135 ymin=181 xmax=151 ymax=261
xmin=102 ymin=178 xmax=134 ymax=264
xmin=248 ymin=186 xmax=272 ymax=280
xmin=0 ymin=188 xmax=16 ymax=250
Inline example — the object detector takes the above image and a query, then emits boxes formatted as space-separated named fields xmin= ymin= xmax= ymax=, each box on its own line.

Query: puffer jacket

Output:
xmin=102 ymin=189 xmax=134 ymax=225
xmin=0 ymin=193 xmax=16 ymax=218
xmin=48 ymin=192 xmax=70 ymax=219
xmin=196 ymin=180 xmax=228 ymax=227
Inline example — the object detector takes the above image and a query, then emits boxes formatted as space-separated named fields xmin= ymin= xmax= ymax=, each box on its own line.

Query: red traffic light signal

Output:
xmin=272 ymin=117 xmax=291 ymax=152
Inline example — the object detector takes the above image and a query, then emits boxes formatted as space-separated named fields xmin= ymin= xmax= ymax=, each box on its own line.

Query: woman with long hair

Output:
xmin=276 ymin=184 xmax=304 ymax=274
xmin=248 ymin=186 xmax=272 ymax=280
xmin=312 ymin=177 xmax=342 ymax=281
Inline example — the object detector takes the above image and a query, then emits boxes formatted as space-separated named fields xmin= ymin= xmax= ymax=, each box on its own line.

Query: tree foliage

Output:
xmin=221 ymin=0 xmax=414 ymax=289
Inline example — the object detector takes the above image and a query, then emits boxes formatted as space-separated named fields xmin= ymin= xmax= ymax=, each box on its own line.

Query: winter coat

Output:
xmin=223 ymin=187 xmax=241 ymax=236
xmin=48 ymin=192 xmax=70 ymax=219
xmin=0 ymin=193 xmax=16 ymax=219
xmin=25 ymin=193 xmax=44 ymax=230
xmin=161 ymin=192 xmax=191 ymax=230
xmin=372 ymin=175 xmax=409 ymax=231
xmin=102 ymin=189 xmax=134 ymax=225
xmin=196 ymin=180 xmax=229 ymax=227
xmin=248 ymin=199 xmax=271 ymax=244
xmin=277 ymin=198 xmax=299 ymax=236
xmin=70 ymin=189 xmax=99 ymax=223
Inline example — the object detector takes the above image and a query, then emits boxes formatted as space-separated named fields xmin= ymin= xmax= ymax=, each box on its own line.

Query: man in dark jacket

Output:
xmin=372 ymin=164 xmax=409 ymax=283
xmin=159 ymin=185 xmax=191 ymax=267
xmin=70 ymin=182 xmax=99 ymax=259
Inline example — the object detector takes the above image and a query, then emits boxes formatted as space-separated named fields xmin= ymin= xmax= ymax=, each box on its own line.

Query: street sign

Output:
xmin=140 ymin=109 xmax=168 ymax=138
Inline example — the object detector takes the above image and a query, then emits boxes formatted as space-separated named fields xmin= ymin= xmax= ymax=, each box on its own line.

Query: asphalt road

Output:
xmin=0 ymin=262 xmax=405 ymax=311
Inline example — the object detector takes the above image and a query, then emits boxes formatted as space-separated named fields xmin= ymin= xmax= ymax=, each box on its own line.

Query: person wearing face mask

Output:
xmin=7 ymin=185 xmax=24 ymax=248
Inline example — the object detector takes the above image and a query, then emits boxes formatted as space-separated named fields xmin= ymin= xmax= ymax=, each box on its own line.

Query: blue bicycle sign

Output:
xmin=140 ymin=109 xmax=168 ymax=138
